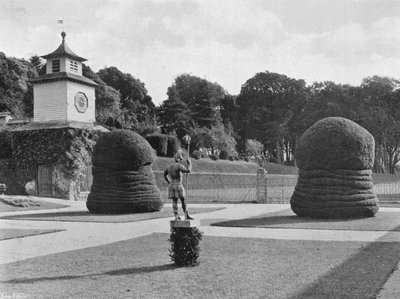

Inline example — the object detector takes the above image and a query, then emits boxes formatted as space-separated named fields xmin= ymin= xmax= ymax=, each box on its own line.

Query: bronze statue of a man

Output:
xmin=164 ymin=152 xmax=194 ymax=220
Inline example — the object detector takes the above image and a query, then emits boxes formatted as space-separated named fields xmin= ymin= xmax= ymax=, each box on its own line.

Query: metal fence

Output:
xmin=154 ymin=170 xmax=400 ymax=204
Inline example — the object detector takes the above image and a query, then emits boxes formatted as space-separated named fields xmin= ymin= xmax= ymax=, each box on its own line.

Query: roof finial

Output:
xmin=61 ymin=31 xmax=66 ymax=44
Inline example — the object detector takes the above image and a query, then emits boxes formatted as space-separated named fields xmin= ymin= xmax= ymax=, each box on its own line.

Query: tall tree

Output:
xmin=167 ymin=74 xmax=225 ymax=128
xmin=0 ymin=52 xmax=36 ymax=118
xmin=157 ymin=97 xmax=194 ymax=139
xmin=236 ymin=71 xmax=307 ymax=163
xmin=97 ymin=66 xmax=156 ymax=132
xmin=82 ymin=65 xmax=123 ymax=128
xmin=358 ymin=76 xmax=400 ymax=173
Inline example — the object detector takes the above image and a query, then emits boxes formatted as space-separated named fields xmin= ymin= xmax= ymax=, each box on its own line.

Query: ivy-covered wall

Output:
xmin=2 ymin=127 xmax=103 ymax=199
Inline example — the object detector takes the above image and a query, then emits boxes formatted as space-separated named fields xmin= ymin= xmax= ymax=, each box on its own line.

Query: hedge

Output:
xmin=87 ymin=130 xmax=163 ymax=214
xmin=290 ymin=117 xmax=379 ymax=219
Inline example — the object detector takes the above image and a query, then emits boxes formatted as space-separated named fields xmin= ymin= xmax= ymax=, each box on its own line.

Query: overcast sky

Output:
xmin=1 ymin=0 xmax=400 ymax=105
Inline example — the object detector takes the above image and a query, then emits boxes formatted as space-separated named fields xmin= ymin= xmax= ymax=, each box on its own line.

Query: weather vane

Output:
xmin=57 ymin=18 xmax=65 ymax=31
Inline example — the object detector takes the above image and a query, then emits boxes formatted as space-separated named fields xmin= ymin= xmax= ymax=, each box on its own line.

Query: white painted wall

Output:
xmin=66 ymin=81 xmax=96 ymax=123
xmin=33 ymin=81 xmax=68 ymax=122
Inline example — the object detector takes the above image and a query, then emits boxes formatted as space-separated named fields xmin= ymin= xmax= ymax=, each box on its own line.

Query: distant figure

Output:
xmin=164 ymin=152 xmax=194 ymax=220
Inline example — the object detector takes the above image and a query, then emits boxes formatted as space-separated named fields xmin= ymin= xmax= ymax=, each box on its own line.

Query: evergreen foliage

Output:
xmin=87 ymin=130 xmax=163 ymax=214
xmin=11 ymin=128 xmax=101 ymax=194
xmin=166 ymin=135 xmax=180 ymax=157
xmin=290 ymin=117 xmax=379 ymax=219
xmin=146 ymin=134 xmax=168 ymax=156
xmin=0 ymin=52 xmax=36 ymax=118
xmin=169 ymin=227 xmax=203 ymax=267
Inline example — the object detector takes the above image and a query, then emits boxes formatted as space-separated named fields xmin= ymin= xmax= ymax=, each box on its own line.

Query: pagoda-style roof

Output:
xmin=41 ymin=32 xmax=87 ymax=62
xmin=30 ymin=72 xmax=98 ymax=87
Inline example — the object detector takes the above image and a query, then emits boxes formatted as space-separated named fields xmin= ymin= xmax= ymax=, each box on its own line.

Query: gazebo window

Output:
xmin=52 ymin=60 xmax=60 ymax=72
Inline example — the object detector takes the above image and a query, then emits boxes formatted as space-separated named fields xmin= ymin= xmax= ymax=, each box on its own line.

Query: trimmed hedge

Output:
xmin=166 ymin=135 xmax=180 ymax=157
xmin=87 ymin=130 xmax=163 ymax=214
xmin=146 ymin=134 xmax=180 ymax=157
xmin=169 ymin=226 xmax=203 ymax=266
xmin=146 ymin=134 xmax=168 ymax=156
xmin=290 ymin=117 xmax=379 ymax=219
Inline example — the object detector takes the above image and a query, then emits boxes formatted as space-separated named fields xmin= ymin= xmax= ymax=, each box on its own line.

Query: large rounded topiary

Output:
xmin=87 ymin=130 xmax=163 ymax=214
xmin=290 ymin=117 xmax=379 ymax=218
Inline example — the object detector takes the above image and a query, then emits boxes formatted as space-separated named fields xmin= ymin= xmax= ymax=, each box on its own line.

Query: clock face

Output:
xmin=74 ymin=92 xmax=88 ymax=113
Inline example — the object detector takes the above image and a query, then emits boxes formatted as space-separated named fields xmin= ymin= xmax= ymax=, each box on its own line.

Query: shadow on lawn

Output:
xmin=287 ymin=224 xmax=400 ymax=299
xmin=2 ymin=263 xmax=174 ymax=284
xmin=211 ymin=209 xmax=400 ymax=231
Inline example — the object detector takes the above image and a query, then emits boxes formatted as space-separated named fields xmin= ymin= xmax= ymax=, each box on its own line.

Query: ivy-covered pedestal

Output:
xmin=169 ymin=220 xmax=203 ymax=267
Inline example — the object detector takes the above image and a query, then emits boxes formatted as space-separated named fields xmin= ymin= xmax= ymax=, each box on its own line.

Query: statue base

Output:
xmin=170 ymin=219 xmax=200 ymax=228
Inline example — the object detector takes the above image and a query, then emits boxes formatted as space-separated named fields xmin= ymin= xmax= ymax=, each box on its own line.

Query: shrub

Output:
xmin=219 ymin=150 xmax=229 ymax=160
xmin=192 ymin=150 xmax=202 ymax=160
xmin=167 ymin=135 xmax=180 ymax=157
xmin=290 ymin=117 xmax=379 ymax=219
xmin=146 ymin=134 xmax=168 ymax=156
xmin=209 ymin=154 xmax=219 ymax=161
xmin=169 ymin=227 xmax=203 ymax=266
xmin=87 ymin=130 xmax=163 ymax=214
xmin=228 ymin=155 xmax=234 ymax=161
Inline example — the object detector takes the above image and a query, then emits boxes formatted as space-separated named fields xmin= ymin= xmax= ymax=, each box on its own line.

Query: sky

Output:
xmin=1 ymin=0 xmax=400 ymax=105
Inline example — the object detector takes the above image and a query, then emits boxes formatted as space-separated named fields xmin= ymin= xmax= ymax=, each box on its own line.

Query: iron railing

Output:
xmin=154 ymin=170 xmax=400 ymax=204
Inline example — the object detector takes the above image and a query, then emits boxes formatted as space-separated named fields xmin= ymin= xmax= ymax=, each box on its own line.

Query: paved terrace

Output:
xmin=0 ymin=198 xmax=399 ymax=298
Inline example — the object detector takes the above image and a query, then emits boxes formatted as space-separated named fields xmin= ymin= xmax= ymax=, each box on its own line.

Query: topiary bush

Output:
xmin=146 ymin=134 xmax=168 ymax=156
xmin=166 ymin=135 xmax=180 ymax=157
xmin=290 ymin=117 xmax=379 ymax=219
xmin=87 ymin=129 xmax=163 ymax=214
xmin=169 ymin=227 xmax=203 ymax=267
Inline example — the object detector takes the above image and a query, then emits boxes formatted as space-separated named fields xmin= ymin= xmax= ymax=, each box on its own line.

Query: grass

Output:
xmin=153 ymin=156 xmax=299 ymax=175
xmin=0 ymin=198 xmax=69 ymax=213
xmin=0 ymin=229 xmax=64 ymax=241
xmin=0 ymin=233 xmax=399 ymax=298
xmin=1 ymin=207 xmax=224 ymax=223
xmin=211 ymin=209 xmax=400 ymax=231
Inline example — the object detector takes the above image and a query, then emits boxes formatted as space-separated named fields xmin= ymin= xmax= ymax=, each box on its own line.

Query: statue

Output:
xmin=164 ymin=152 xmax=194 ymax=220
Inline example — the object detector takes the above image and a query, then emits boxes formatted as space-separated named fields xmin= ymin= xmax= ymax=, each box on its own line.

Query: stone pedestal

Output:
xmin=170 ymin=219 xmax=200 ymax=228
xmin=169 ymin=219 xmax=203 ymax=267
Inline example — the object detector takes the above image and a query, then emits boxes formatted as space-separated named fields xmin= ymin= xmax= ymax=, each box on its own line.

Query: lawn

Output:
xmin=0 ymin=234 xmax=399 ymax=298
xmin=1 ymin=207 xmax=224 ymax=223
xmin=153 ymin=156 xmax=299 ymax=175
xmin=211 ymin=209 xmax=400 ymax=231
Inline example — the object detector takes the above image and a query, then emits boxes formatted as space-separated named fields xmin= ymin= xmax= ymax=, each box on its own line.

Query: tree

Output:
xmin=82 ymin=65 xmax=123 ymax=128
xmin=29 ymin=55 xmax=46 ymax=76
xmin=236 ymin=71 xmax=307 ymax=164
xmin=0 ymin=52 xmax=36 ymax=118
xmin=157 ymin=97 xmax=194 ymax=139
xmin=97 ymin=66 xmax=156 ymax=132
xmin=358 ymin=76 xmax=400 ymax=173
xmin=189 ymin=124 xmax=236 ymax=156
xmin=245 ymin=139 xmax=264 ymax=158
xmin=167 ymin=74 xmax=225 ymax=128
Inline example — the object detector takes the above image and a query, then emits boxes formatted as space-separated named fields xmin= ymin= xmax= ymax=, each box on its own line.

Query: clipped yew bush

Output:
xmin=87 ymin=130 xmax=163 ymax=214
xmin=166 ymin=135 xmax=180 ymax=157
xmin=290 ymin=117 xmax=379 ymax=219
xmin=146 ymin=134 xmax=168 ymax=156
